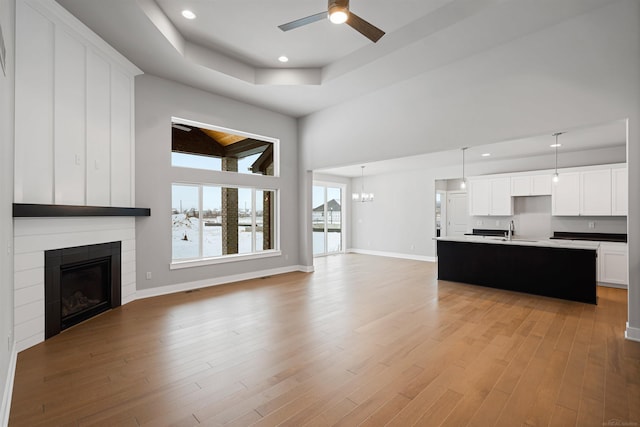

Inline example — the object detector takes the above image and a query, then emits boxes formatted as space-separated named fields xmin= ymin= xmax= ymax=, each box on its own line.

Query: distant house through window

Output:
xmin=170 ymin=118 xmax=279 ymax=267
xmin=313 ymin=183 xmax=344 ymax=256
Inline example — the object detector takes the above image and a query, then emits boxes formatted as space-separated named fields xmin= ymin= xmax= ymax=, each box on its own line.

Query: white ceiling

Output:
xmin=54 ymin=0 xmax=626 ymax=176
xmin=154 ymin=0 xmax=449 ymax=68
xmin=55 ymin=0 xmax=611 ymax=118
xmin=316 ymin=119 xmax=627 ymax=177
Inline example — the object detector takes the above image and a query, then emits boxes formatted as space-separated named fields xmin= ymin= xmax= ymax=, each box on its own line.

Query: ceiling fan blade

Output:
xmin=278 ymin=12 xmax=326 ymax=32
xmin=346 ymin=12 xmax=385 ymax=42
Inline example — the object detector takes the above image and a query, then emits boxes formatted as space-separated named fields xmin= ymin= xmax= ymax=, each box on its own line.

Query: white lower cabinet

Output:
xmin=598 ymin=242 xmax=628 ymax=288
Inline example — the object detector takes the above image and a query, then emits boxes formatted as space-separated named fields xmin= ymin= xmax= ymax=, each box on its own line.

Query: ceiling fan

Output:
xmin=278 ymin=0 xmax=385 ymax=43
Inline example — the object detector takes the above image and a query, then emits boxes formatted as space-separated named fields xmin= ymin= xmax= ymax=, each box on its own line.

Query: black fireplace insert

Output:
xmin=45 ymin=241 xmax=121 ymax=338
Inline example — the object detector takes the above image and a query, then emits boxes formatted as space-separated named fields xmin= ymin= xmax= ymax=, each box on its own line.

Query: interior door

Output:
xmin=447 ymin=192 xmax=468 ymax=236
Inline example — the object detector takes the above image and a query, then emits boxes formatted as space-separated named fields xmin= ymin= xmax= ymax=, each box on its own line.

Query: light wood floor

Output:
xmin=10 ymin=254 xmax=640 ymax=426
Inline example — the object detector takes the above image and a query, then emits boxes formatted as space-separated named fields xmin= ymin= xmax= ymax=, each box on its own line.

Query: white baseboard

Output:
xmin=135 ymin=265 xmax=313 ymax=300
xmin=348 ymin=248 xmax=436 ymax=263
xmin=597 ymin=282 xmax=628 ymax=289
xmin=1 ymin=341 xmax=17 ymax=427
xmin=625 ymin=322 xmax=640 ymax=342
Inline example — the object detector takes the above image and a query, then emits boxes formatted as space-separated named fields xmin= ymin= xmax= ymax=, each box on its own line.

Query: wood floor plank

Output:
xmin=8 ymin=254 xmax=639 ymax=427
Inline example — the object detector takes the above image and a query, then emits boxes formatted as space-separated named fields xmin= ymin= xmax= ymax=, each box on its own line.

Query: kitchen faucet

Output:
xmin=507 ymin=220 xmax=515 ymax=241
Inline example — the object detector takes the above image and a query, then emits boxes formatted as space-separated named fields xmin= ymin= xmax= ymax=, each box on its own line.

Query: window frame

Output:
xmin=170 ymin=183 xmax=280 ymax=269
xmin=171 ymin=117 xmax=280 ymax=177
xmin=169 ymin=117 xmax=281 ymax=270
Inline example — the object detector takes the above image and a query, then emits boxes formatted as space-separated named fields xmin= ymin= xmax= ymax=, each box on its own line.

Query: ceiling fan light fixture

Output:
xmin=278 ymin=55 xmax=289 ymax=63
xmin=329 ymin=9 xmax=348 ymax=24
xmin=328 ymin=0 xmax=349 ymax=24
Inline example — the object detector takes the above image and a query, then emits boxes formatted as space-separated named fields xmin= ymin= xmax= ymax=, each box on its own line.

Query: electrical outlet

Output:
xmin=476 ymin=220 xmax=483 ymax=226
xmin=285 ymin=254 xmax=288 ymax=260
xmin=410 ymin=244 xmax=415 ymax=251
xmin=146 ymin=271 xmax=152 ymax=280
xmin=588 ymin=221 xmax=595 ymax=229
xmin=495 ymin=220 xmax=500 ymax=226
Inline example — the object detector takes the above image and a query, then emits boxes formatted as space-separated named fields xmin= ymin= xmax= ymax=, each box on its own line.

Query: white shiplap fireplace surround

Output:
xmin=13 ymin=217 xmax=136 ymax=351
xmin=13 ymin=0 xmax=143 ymax=352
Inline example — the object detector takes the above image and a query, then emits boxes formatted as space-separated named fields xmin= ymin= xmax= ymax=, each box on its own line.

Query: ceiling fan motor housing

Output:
xmin=328 ymin=0 xmax=349 ymax=18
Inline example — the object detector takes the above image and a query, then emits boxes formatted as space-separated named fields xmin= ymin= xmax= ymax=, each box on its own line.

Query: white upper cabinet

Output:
xmin=611 ymin=167 xmax=628 ymax=216
xmin=469 ymin=179 xmax=490 ymax=216
xmin=510 ymin=174 xmax=552 ymax=196
xmin=490 ymin=178 xmax=513 ymax=216
xmin=531 ymin=174 xmax=552 ymax=196
xmin=550 ymin=166 xmax=626 ymax=216
xmin=469 ymin=177 xmax=512 ymax=216
xmin=510 ymin=176 xmax=531 ymax=196
xmin=580 ymin=169 xmax=612 ymax=216
xmin=552 ymin=172 xmax=580 ymax=216
xmin=15 ymin=0 xmax=142 ymax=206
xmin=473 ymin=165 xmax=625 ymax=218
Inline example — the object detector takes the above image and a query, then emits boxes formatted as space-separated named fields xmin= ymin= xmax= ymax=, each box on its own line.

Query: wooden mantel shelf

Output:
xmin=13 ymin=203 xmax=151 ymax=218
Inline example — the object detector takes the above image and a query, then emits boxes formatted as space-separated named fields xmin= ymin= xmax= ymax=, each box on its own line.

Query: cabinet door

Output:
xmin=552 ymin=172 xmax=580 ymax=215
xmin=510 ymin=176 xmax=531 ymax=196
xmin=531 ymin=174 xmax=552 ymax=196
xmin=599 ymin=243 xmax=628 ymax=286
xmin=490 ymin=178 xmax=513 ymax=215
xmin=580 ymin=169 xmax=611 ymax=216
xmin=469 ymin=179 xmax=490 ymax=216
xmin=611 ymin=167 xmax=628 ymax=216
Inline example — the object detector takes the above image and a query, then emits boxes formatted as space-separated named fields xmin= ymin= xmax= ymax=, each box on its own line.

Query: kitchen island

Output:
xmin=436 ymin=236 xmax=599 ymax=304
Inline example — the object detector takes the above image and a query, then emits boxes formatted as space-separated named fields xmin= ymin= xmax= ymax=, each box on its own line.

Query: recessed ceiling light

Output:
xmin=181 ymin=10 xmax=196 ymax=20
xmin=278 ymin=56 xmax=289 ymax=63
xmin=481 ymin=153 xmax=491 ymax=157
xmin=550 ymin=143 xmax=562 ymax=148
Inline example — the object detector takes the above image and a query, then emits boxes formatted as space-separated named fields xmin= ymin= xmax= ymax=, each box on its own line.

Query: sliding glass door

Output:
xmin=312 ymin=184 xmax=344 ymax=256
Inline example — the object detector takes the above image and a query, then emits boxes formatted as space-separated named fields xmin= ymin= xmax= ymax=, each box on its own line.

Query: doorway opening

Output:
xmin=435 ymin=179 xmax=468 ymax=237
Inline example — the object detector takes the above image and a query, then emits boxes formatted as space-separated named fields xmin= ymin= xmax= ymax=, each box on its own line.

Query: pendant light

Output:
xmin=551 ymin=132 xmax=563 ymax=183
xmin=352 ymin=166 xmax=374 ymax=202
xmin=460 ymin=147 xmax=468 ymax=189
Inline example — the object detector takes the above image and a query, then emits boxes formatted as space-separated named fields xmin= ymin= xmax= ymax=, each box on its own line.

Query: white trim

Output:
xmin=625 ymin=322 xmax=640 ymax=342
xmin=170 ymin=250 xmax=282 ymax=270
xmin=1 ymin=341 xmax=17 ymax=427
xmin=598 ymin=282 xmax=628 ymax=289
xmin=136 ymin=265 xmax=312 ymax=300
xmin=348 ymin=248 xmax=437 ymax=263
xmin=298 ymin=264 xmax=315 ymax=273
xmin=23 ymin=0 xmax=142 ymax=76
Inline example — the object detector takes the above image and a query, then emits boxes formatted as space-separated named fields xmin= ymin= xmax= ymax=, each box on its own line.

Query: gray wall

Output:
xmin=299 ymin=1 xmax=640 ymax=337
xmin=0 ymin=0 xmax=15 ymax=419
xmin=135 ymin=75 xmax=299 ymax=291
xmin=350 ymin=146 xmax=627 ymax=257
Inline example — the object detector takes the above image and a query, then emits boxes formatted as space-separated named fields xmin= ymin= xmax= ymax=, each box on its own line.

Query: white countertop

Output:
xmin=436 ymin=235 xmax=600 ymax=250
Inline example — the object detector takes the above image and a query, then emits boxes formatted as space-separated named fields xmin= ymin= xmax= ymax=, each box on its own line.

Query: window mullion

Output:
xmin=251 ymin=188 xmax=257 ymax=253
xmin=199 ymin=185 xmax=204 ymax=258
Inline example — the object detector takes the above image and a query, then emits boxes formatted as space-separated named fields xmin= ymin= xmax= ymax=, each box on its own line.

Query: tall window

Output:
xmin=170 ymin=118 xmax=279 ymax=266
xmin=313 ymin=184 xmax=344 ymax=256
xmin=172 ymin=184 xmax=276 ymax=261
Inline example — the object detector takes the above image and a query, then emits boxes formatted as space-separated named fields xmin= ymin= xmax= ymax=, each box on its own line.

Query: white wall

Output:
xmin=0 ymin=0 xmax=15 ymax=422
xmin=300 ymin=1 xmax=640 ymax=338
xmin=135 ymin=74 xmax=300 ymax=292
xmin=14 ymin=0 xmax=141 ymax=207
